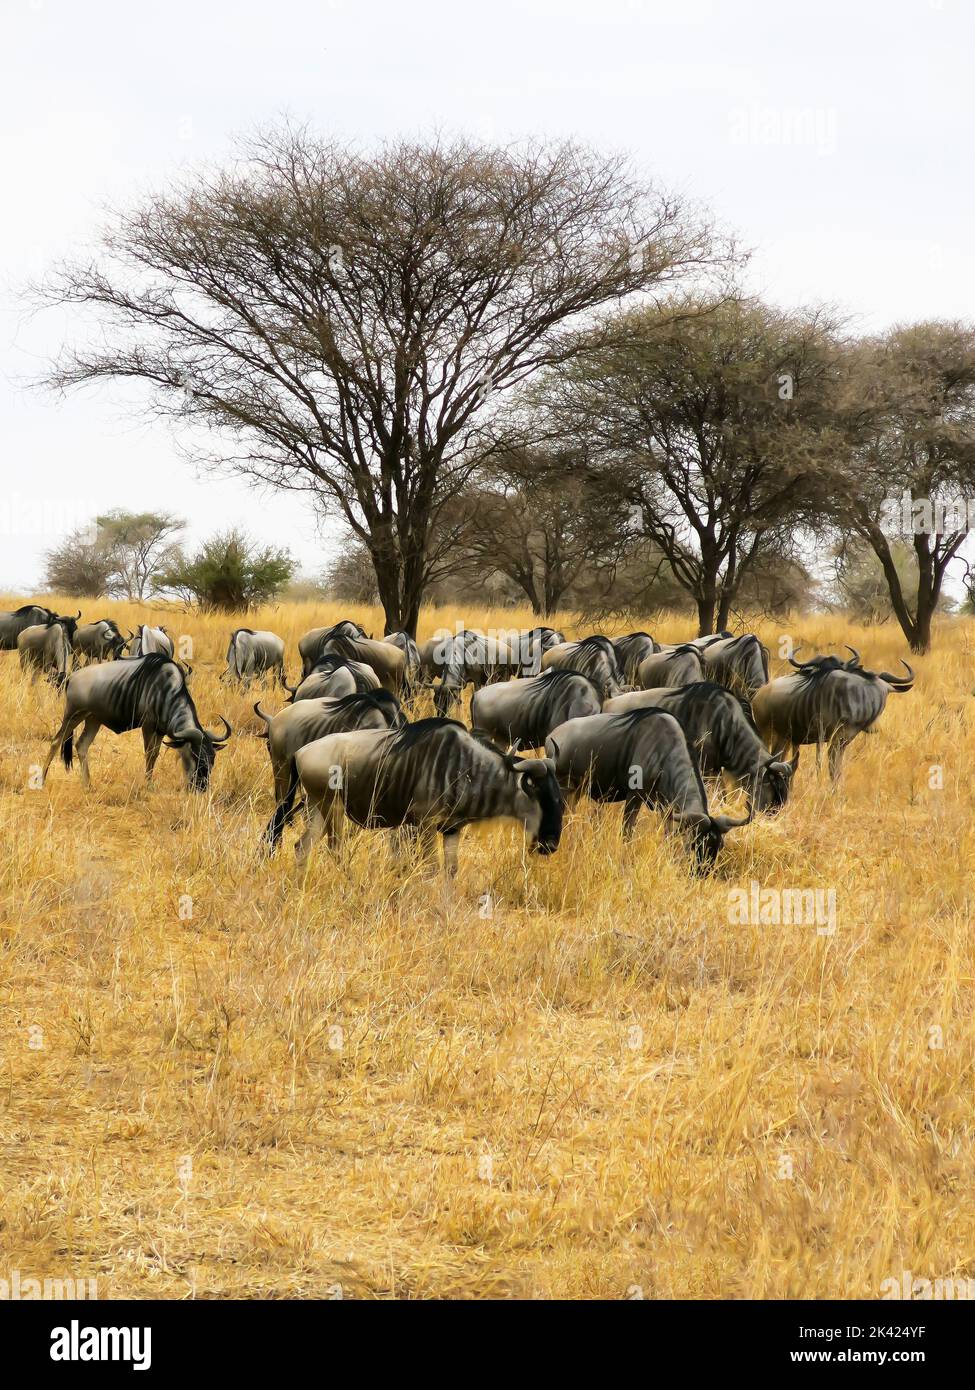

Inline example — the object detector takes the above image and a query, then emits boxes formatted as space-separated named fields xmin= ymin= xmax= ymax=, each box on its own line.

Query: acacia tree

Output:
xmin=450 ymin=446 xmax=630 ymax=615
xmin=41 ymin=129 xmax=720 ymax=634
xmin=533 ymin=296 xmax=841 ymax=633
xmin=828 ymin=322 xmax=975 ymax=653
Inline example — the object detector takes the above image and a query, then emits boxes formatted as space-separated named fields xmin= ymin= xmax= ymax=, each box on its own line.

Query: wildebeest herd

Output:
xmin=1 ymin=604 xmax=917 ymax=876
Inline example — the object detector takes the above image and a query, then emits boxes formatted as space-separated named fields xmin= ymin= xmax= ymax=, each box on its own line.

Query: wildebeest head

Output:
xmin=164 ymin=715 xmax=232 ymax=790
xmin=53 ymin=610 xmax=82 ymax=641
xmin=682 ymin=809 xmax=751 ymax=869
xmin=509 ymin=754 xmax=564 ymax=855
xmin=788 ymin=647 xmax=916 ymax=693
xmin=755 ymin=753 xmax=799 ymax=812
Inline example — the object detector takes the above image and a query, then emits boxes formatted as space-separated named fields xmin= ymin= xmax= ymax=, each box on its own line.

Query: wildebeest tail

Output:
xmin=264 ymin=757 xmax=300 ymax=850
xmin=62 ymin=735 xmax=73 ymax=770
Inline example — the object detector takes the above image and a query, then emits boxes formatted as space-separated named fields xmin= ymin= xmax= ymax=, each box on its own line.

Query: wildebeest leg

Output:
xmin=295 ymin=799 xmax=326 ymax=866
xmin=621 ymin=796 xmax=642 ymax=838
xmin=264 ymin=758 xmax=301 ymax=852
xmin=828 ymin=732 xmax=851 ymax=782
xmin=441 ymin=829 xmax=461 ymax=878
xmin=143 ymin=728 xmax=164 ymax=782
xmin=42 ymin=709 xmax=85 ymax=782
xmin=74 ymin=717 xmax=102 ymax=790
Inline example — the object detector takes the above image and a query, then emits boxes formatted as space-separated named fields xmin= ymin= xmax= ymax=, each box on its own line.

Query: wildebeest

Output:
xmin=127 ymin=624 xmax=174 ymax=659
xmin=752 ymin=648 xmax=915 ymax=780
xmin=695 ymin=633 xmax=770 ymax=698
xmin=604 ymin=681 xmax=796 ymax=813
xmin=255 ymin=689 xmax=407 ymax=851
xmin=545 ymin=708 xmax=749 ymax=864
xmin=541 ymin=636 xmax=624 ymax=700
xmin=612 ymin=632 xmax=659 ymax=685
xmin=222 ymin=628 xmax=287 ymax=687
xmin=17 ymin=613 xmax=80 ymax=688
xmin=0 ymin=604 xmax=58 ymax=650
xmin=41 ymin=653 xmax=232 ymax=790
xmin=73 ymin=619 xmax=128 ymax=663
xmin=637 ymin=643 xmax=705 ymax=689
xmin=470 ymin=669 xmax=602 ymax=750
xmin=319 ymin=632 xmax=406 ymax=694
xmin=432 ymin=631 xmax=517 ymax=716
xmin=286 ymin=653 xmax=381 ymax=702
xmin=382 ymin=631 xmax=422 ymax=695
xmin=514 ymin=626 xmax=566 ymax=676
xmin=298 ymin=620 xmax=368 ymax=676
xmin=293 ymin=719 xmax=563 ymax=875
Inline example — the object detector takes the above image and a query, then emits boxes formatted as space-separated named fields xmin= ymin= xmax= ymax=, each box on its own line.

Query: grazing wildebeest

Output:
xmin=514 ymin=626 xmax=566 ymax=676
xmin=432 ymin=631 xmax=517 ymax=716
xmin=752 ymin=648 xmax=915 ymax=781
xmin=604 ymin=681 xmax=796 ymax=813
xmin=319 ymin=633 xmax=406 ymax=694
xmin=17 ymin=613 xmax=80 ymax=688
xmin=470 ymin=669 xmax=602 ymax=750
xmin=293 ymin=719 xmax=563 ymax=875
xmin=541 ymin=636 xmax=624 ymax=700
xmin=41 ymin=653 xmax=232 ymax=790
xmin=696 ymin=633 xmax=770 ymax=698
xmin=612 ymin=632 xmax=660 ymax=685
xmin=545 ymin=708 xmax=749 ymax=865
xmin=255 ymin=689 xmax=407 ymax=851
xmin=637 ymin=643 xmax=705 ymax=689
xmin=222 ymin=628 xmax=287 ymax=687
xmin=286 ymin=653 xmax=381 ymax=702
xmin=381 ymin=631 xmax=422 ymax=696
xmin=127 ymin=624 xmax=174 ymax=658
xmin=74 ymin=619 xmax=128 ymax=663
xmin=0 ymin=604 xmax=58 ymax=650
xmin=298 ymin=620 xmax=368 ymax=676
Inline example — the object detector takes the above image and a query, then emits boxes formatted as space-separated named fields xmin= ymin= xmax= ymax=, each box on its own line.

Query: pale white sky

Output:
xmin=2 ymin=0 xmax=973 ymax=590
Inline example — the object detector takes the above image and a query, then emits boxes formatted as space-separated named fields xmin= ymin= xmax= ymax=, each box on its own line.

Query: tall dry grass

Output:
xmin=1 ymin=595 xmax=973 ymax=1299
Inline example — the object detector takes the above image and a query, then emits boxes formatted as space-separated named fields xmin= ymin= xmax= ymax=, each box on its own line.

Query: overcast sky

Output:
xmin=2 ymin=0 xmax=973 ymax=591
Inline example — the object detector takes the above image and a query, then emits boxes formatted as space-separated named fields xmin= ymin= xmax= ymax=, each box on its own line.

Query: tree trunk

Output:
xmin=696 ymin=594 xmax=717 ymax=636
xmin=715 ymin=594 xmax=733 ymax=631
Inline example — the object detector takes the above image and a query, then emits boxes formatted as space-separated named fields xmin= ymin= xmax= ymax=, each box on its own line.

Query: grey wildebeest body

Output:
xmin=612 ymin=632 xmax=659 ymax=685
xmin=255 ymin=689 xmax=406 ymax=851
xmin=433 ymin=631 xmax=516 ymax=716
xmin=127 ymin=624 xmax=174 ymax=659
xmin=541 ymin=636 xmax=624 ymax=700
xmin=42 ymin=653 xmax=232 ymax=790
xmin=320 ymin=633 xmax=406 ymax=694
xmin=752 ymin=650 xmax=915 ymax=780
xmin=604 ymin=681 xmax=795 ymax=813
xmin=545 ymin=709 xmax=748 ymax=864
xmin=223 ymin=628 xmax=287 ymax=687
xmin=298 ymin=620 xmax=367 ymax=676
xmin=514 ymin=627 xmax=566 ymax=676
xmin=637 ymin=644 xmax=705 ymax=690
xmin=382 ymin=631 xmax=422 ymax=696
xmin=696 ymin=633 xmax=770 ymax=698
xmin=74 ymin=619 xmax=127 ymax=663
xmin=17 ymin=614 xmax=80 ymax=688
xmin=294 ymin=719 xmax=563 ymax=876
xmin=288 ymin=654 xmax=381 ymax=702
xmin=470 ymin=669 xmax=602 ymax=750
xmin=0 ymin=604 xmax=58 ymax=650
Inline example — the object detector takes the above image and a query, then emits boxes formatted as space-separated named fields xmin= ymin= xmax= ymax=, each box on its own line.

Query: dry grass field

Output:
xmin=1 ymin=596 xmax=974 ymax=1300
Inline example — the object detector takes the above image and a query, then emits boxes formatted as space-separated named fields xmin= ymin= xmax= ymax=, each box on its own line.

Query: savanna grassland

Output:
xmin=1 ymin=597 xmax=973 ymax=1300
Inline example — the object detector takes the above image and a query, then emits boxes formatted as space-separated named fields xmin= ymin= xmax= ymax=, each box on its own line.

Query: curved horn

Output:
xmin=253 ymin=702 xmax=272 ymax=729
xmin=843 ymin=646 xmax=861 ymax=667
xmin=878 ymin=659 xmax=915 ymax=686
xmin=786 ymin=644 xmax=804 ymax=669
xmin=205 ymin=716 xmax=232 ymax=743
xmin=711 ymin=812 xmax=752 ymax=832
xmin=767 ymin=760 xmax=794 ymax=776
xmin=282 ymin=675 xmax=298 ymax=694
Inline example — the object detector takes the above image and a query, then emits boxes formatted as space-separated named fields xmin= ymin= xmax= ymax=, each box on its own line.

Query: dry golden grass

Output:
xmin=1 ymin=596 xmax=974 ymax=1300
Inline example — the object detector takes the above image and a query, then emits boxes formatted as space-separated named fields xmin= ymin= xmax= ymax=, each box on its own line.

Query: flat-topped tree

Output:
xmin=40 ymin=128 xmax=720 ymax=635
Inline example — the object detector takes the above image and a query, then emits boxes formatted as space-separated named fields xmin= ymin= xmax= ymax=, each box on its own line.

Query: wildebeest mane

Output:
xmin=672 ymin=680 xmax=758 ymax=731
xmin=331 ymin=690 xmax=405 ymax=725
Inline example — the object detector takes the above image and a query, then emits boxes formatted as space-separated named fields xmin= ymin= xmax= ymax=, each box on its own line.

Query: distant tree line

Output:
xmin=40 ymin=128 xmax=975 ymax=650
